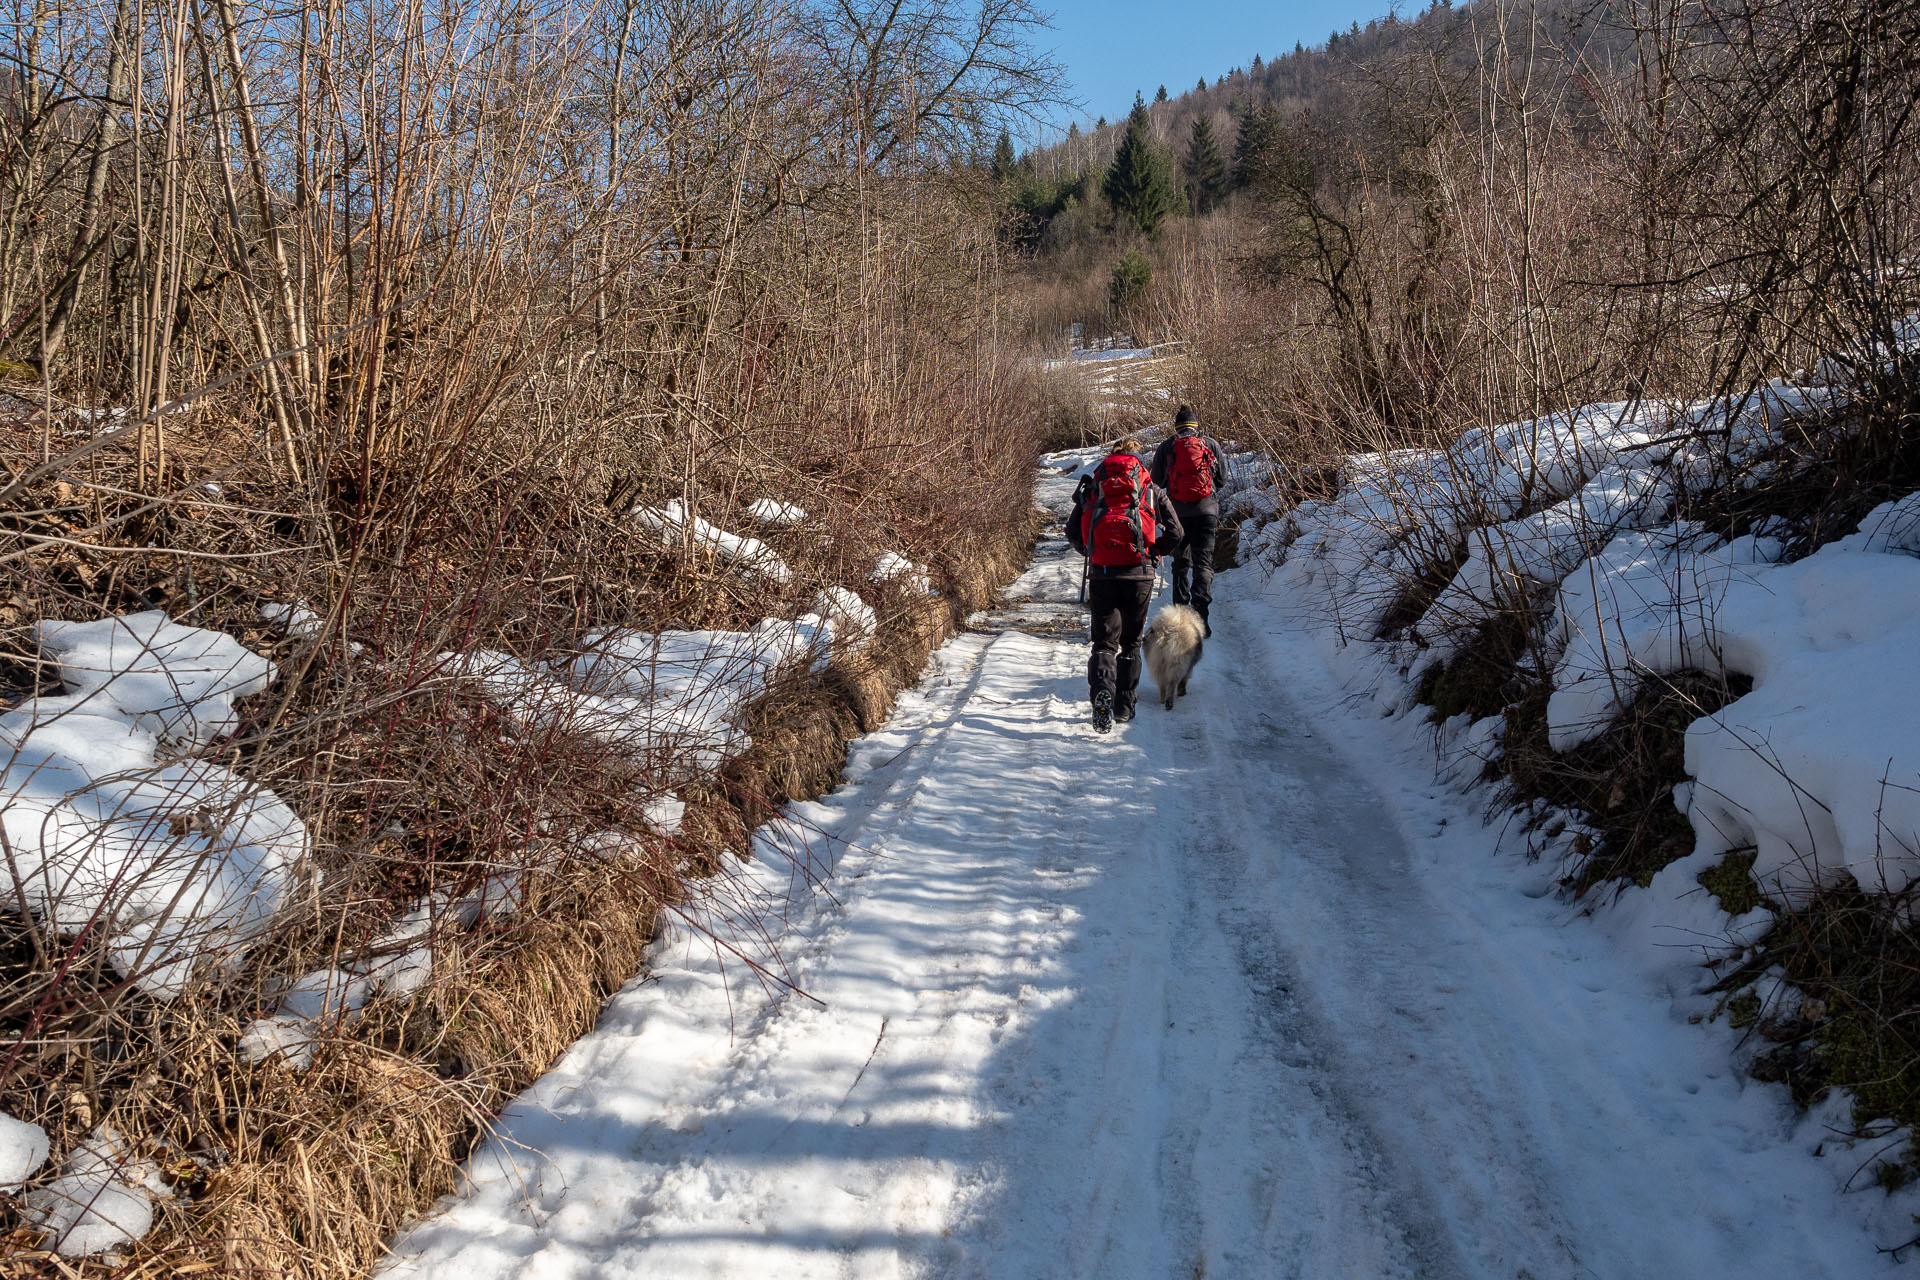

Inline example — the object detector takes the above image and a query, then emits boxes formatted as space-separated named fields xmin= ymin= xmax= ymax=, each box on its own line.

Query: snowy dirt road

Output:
xmin=385 ymin=465 xmax=1897 ymax=1280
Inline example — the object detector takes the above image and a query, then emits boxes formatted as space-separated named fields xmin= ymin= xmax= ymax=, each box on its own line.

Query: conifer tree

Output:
xmin=1155 ymin=84 xmax=1168 ymax=103
xmin=1196 ymin=76 xmax=1207 ymax=92
xmin=1232 ymin=100 xmax=1280 ymax=190
xmin=1110 ymin=250 xmax=1151 ymax=314
xmin=990 ymin=130 xmax=1016 ymax=180
xmin=1103 ymin=94 xmax=1181 ymax=235
xmin=1186 ymin=114 xmax=1227 ymax=215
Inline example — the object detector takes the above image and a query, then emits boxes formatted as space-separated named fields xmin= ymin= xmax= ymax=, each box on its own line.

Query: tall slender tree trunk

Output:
xmin=40 ymin=0 xmax=133 ymax=367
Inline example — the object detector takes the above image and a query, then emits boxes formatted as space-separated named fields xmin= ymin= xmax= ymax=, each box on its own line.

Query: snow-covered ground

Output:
xmin=1040 ymin=335 xmax=1184 ymax=419
xmin=1255 ymin=325 xmax=1920 ymax=911
xmin=383 ymin=460 xmax=1906 ymax=1278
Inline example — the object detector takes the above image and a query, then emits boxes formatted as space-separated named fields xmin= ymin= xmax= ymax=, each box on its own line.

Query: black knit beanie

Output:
xmin=1174 ymin=404 xmax=1198 ymax=428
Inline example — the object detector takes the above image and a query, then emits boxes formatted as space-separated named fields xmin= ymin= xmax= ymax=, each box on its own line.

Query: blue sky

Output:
xmin=1031 ymin=0 xmax=1398 ymax=138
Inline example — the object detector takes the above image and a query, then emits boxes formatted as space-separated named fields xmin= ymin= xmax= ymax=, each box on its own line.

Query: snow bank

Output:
xmin=0 ymin=1112 xmax=49 ymax=1191
xmin=1546 ymin=524 xmax=1776 ymax=750
xmin=240 ymin=874 xmax=524 ymax=1069
xmin=747 ymin=498 xmax=807 ymax=527
xmin=261 ymin=600 xmax=364 ymax=655
xmin=365 ymin=595 xmax=869 ymax=1063
xmin=241 ymin=967 xmax=373 ymax=1070
xmin=238 ymin=1013 xmax=327 ymax=1070
xmin=872 ymin=551 xmax=932 ymax=595
xmin=260 ymin=601 xmax=324 ymax=639
xmin=1263 ymin=401 xmax=1672 ymax=642
xmin=34 ymin=610 xmax=273 ymax=744
xmin=22 ymin=1125 xmax=169 ymax=1257
xmin=452 ymin=605 xmax=851 ymax=785
xmin=0 ymin=613 xmax=306 ymax=998
xmin=1421 ymin=462 xmax=1673 ymax=658
xmin=1251 ymin=316 xmax=1920 ymax=909
xmin=570 ymin=618 xmax=832 ymax=767
xmin=635 ymin=500 xmax=791 ymax=584
xmin=812 ymin=587 xmax=875 ymax=651
xmin=1555 ymin=503 xmax=1920 ymax=899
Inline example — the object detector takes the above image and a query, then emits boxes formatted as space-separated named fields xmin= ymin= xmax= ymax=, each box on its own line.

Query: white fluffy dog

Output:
xmin=1143 ymin=604 xmax=1206 ymax=710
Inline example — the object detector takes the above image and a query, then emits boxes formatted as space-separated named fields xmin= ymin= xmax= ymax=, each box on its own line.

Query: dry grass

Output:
xmin=0 ymin=466 xmax=1043 ymax=1276
xmin=0 ymin=0 xmax=1080 ymax=1261
xmin=1 ymin=228 xmax=1064 ymax=1280
xmin=1499 ymin=671 xmax=1755 ymax=892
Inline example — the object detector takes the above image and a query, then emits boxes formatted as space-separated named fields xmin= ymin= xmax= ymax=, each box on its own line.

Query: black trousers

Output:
xmin=1171 ymin=512 xmax=1219 ymax=616
xmin=1087 ymin=575 xmax=1153 ymax=713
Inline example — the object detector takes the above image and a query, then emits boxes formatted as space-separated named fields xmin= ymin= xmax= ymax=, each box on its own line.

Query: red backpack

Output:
xmin=1168 ymin=434 xmax=1216 ymax=502
xmin=1081 ymin=454 xmax=1157 ymax=567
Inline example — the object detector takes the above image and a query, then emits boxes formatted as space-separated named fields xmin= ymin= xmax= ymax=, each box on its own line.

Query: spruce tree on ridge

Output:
xmin=1233 ymin=100 xmax=1281 ymax=191
xmin=1186 ymin=115 xmax=1227 ymax=215
xmin=990 ymin=131 xmax=1016 ymax=181
xmin=1102 ymin=93 xmax=1181 ymax=236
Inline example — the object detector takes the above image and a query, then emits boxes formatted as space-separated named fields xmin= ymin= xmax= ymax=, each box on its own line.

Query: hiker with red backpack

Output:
xmin=1066 ymin=439 xmax=1183 ymax=733
xmin=1150 ymin=405 xmax=1229 ymax=636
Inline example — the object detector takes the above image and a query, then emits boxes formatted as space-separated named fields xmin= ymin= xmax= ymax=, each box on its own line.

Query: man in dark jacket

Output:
xmin=1150 ymin=404 xmax=1229 ymax=636
xmin=1067 ymin=439 xmax=1183 ymax=733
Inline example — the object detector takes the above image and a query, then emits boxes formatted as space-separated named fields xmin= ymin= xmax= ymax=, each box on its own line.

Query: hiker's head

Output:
xmin=1173 ymin=405 xmax=1198 ymax=430
xmin=1117 ymin=437 xmax=1142 ymax=456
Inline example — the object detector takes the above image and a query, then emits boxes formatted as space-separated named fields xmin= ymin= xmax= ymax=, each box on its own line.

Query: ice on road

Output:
xmin=385 ymin=466 xmax=1896 ymax=1279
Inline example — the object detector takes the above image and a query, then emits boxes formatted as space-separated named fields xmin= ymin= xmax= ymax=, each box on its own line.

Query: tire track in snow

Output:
xmin=1157 ymin=623 xmax=1604 ymax=1280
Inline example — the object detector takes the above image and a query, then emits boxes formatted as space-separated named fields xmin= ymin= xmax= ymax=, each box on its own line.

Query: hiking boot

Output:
xmin=1115 ymin=700 xmax=1136 ymax=724
xmin=1091 ymin=690 xmax=1114 ymax=733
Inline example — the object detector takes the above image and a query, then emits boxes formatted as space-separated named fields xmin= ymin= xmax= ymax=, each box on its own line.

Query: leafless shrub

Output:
xmin=0 ymin=0 xmax=1064 ymax=1268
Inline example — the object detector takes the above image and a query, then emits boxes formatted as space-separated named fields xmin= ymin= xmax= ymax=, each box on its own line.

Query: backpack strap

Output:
xmin=1127 ymin=463 xmax=1147 ymax=561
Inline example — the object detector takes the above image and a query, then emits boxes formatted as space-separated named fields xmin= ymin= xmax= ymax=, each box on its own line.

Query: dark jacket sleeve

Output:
xmin=1065 ymin=492 xmax=1088 ymax=556
xmin=1149 ymin=439 xmax=1174 ymax=490
xmin=1151 ymin=487 xmax=1183 ymax=554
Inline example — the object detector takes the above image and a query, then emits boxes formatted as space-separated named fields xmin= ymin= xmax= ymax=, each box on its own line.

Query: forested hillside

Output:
xmin=1007 ymin=0 xmax=1914 ymax=450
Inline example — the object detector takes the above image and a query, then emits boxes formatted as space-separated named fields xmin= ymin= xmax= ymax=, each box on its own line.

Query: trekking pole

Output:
xmin=1073 ymin=471 xmax=1095 ymax=604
